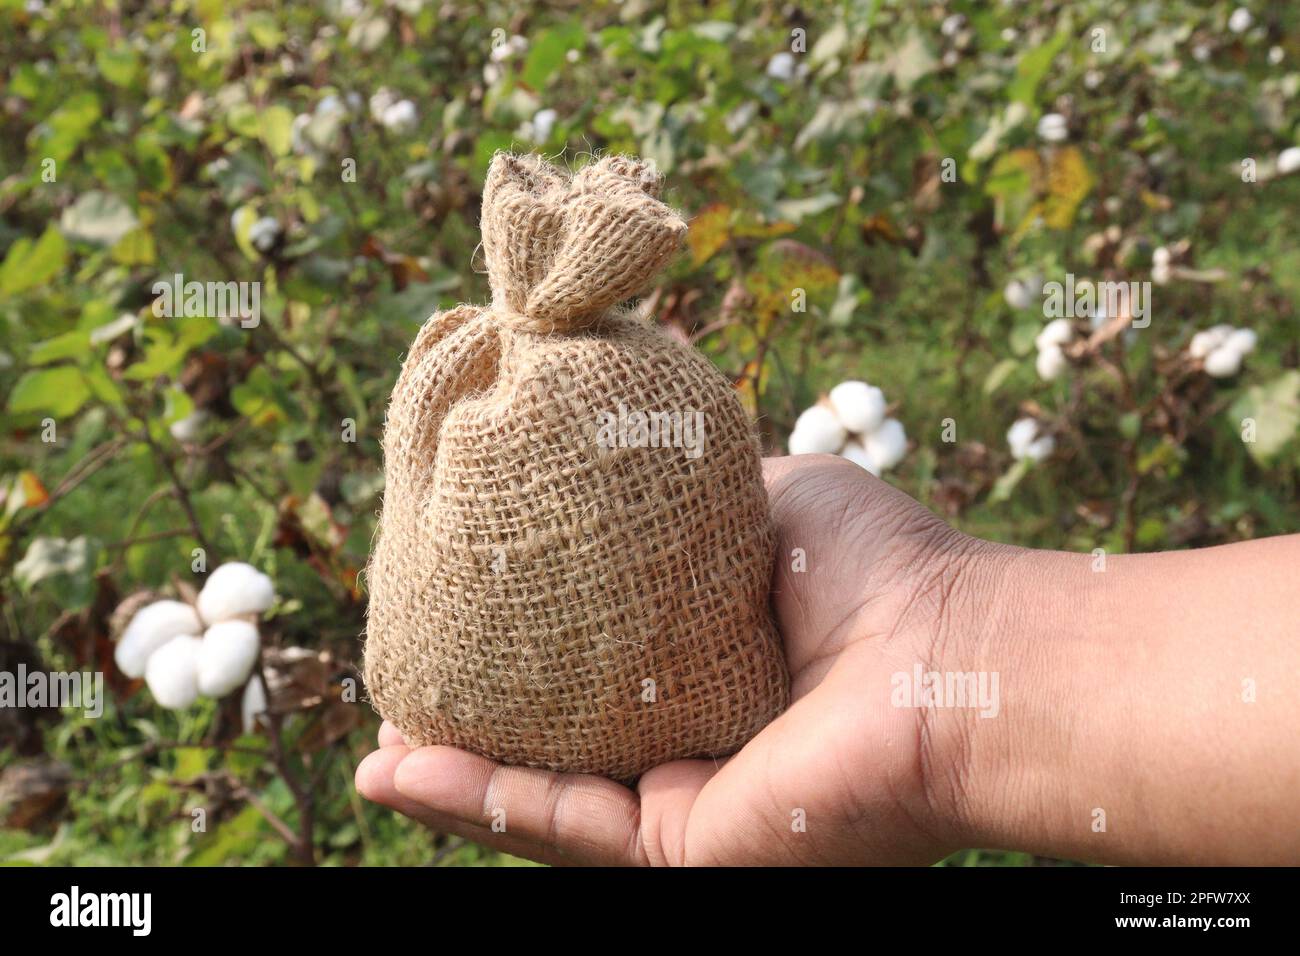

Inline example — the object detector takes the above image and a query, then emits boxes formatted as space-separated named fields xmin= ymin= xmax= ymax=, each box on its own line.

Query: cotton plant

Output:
xmin=114 ymin=562 xmax=275 ymax=731
xmin=787 ymin=380 xmax=907 ymax=476
xmin=1152 ymin=246 xmax=1172 ymax=285
xmin=1003 ymin=272 xmax=1042 ymax=311
xmin=290 ymin=91 xmax=362 ymax=157
xmin=1276 ymin=147 xmax=1300 ymax=176
xmin=1034 ymin=318 xmax=1074 ymax=381
xmin=1188 ymin=324 xmax=1257 ymax=378
xmin=1036 ymin=112 xmax=1068 ymax=143
xmin=527 ymin=108 xmax=558 ymax=143
xmin=368 ymin=87 xmax=417 ymax=132
xmin=765 ymin=52 xmax=808 ymax=82
xmin=1007 ymin=417 xmax=1056 ymax=463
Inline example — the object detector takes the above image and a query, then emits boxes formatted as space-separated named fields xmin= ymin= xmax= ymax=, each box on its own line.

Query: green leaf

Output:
xmin=989 ymin=458 xmax=1032 ymax=503
xmin=111 ymin=226 xmax=157 ymax=265
xmin=246 ymin=11 xmax=284 ymax=49
xmin=522 ymin=22 xmax=583 ymax=89
xmin=8 ymin=366 xmax=92 ymax=418
xmin=1009 ymin=31 xmax=1069 ymax=105
xmin=259 ymin=105 xmax=295 ymax=158
xmin=983 ymin=358 xmax=1019 ymax=396
xmin=1231 ymin=371 xmax=1300 ymax=465
xmin=95 ymin=46 xmax=139 ymax=86
xmin=0 ymin=225 xmax=67 ymax=295
xmin=27 ymin=331 xmax=90 ymax=366
xmin=37 ymin=92 xmax=101 ymax=162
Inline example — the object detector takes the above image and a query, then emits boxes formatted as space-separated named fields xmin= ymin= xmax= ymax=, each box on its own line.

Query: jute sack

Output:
xmin=364 ymin=153 xmax=789 ymax=782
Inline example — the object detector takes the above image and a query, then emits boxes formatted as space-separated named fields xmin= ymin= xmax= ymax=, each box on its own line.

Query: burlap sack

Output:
xmin=364 ymin=153 xmax=789 ymax=782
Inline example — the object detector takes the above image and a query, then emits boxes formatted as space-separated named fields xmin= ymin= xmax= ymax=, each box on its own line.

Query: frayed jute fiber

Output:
xmin=364 ymin=153 xmax=789 ymax=782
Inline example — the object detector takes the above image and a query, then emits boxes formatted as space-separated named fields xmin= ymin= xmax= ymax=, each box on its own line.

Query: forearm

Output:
xmin=940 ymin=535 xmax=1300 ymax=865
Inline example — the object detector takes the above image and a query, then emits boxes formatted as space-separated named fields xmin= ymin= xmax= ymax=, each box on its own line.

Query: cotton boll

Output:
xmin=1007 ymin=418 xmax=1040 ymax=459
xmin=144 ymin=635 xmax=204 ymax=710
xmin=1204 ymin=345 xmax=1244 ymax=378
xmin=249 ymin=217 xmax=281 ymax=252
xmin=1228 ymin=8 xmax=1253 ymax=34
xmin=840 ymin=440 xmax=880 ymax=476
xmin=766 ymin=52 xmax=796 ymax=81
xmin=291 ymin=112 xmax=314 ymax=155
xmin=1152 ymin=246 xmax=1172 ymax=285
xmin=865 ymin=418 xmax=907 ymax=472
xmin=1023 ymin=433 xmax=1056 ymax=462
xmin=1277 ymin=147 xmax=1300 ymax=175
xmin=196 ymin=562 xmax=276 ymax=625
xmin=941 ymin=14 xmax=966 ymax=37
xmin=1004 ymin=279 xmax=1034 ymax=310
xmin=828 ymin=381 xmax=886 ymax=434
xmin=788 ymin=405 xmax=847 ymax=455
xmin=531 ymin=108 xmax=557 ymax=142
xmin=1036 ymin=112 xmax=1068 ymax=143
xmin=116 ymin=600 xmax=203 ymax=679
xmin=242 ymin=675 xmax=268 ymax=735
xmin=380 ymin=99 xmax=417 ymax=132
xmin=1035 ymin=318 xmax=1074 ymax=350
xmin=316 ymin=94 xmax=347 ymax=119
xmin=197 ymin=620 xmax=262 ymax=697
xmin=169 ymin=409 xmax=209 ymax=443
xmin=1189 ymin=325 xmax=1233 ymax=359
xmin=1036 ymin=344 xmax=1069 ymax=381
xmin=1225 ymin=328 xmax=1257 ymax=355
xmin=368 ymin=87 xmax=396 ymax=121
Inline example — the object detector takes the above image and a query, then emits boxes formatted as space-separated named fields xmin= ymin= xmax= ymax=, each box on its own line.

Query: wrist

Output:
xmin=914 ymin=541 xmax=1105 ymax=859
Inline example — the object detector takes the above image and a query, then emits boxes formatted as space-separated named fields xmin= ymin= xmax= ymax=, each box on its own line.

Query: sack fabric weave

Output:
xmin=364 ymin=153 xmax=789 ymax=782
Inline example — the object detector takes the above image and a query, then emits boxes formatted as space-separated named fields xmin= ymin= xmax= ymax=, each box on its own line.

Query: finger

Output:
xmin=635 ymin=759 xmax=721 ymax=866
xmin=392 ymin=746 xmax=648 ymax=866
xmin=377 ymin=720 xmax=405 ymax=748
xmin=355 ymin=746 xmax=571 ymax=864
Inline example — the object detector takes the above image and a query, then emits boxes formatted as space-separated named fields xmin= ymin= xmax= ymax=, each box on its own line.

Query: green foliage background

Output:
xmin=1 ymin=0 xmax=1297 ymax=865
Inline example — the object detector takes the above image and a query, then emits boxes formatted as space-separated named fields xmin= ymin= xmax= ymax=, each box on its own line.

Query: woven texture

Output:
xmin=364 ymin=153 xmax=789 ymax=782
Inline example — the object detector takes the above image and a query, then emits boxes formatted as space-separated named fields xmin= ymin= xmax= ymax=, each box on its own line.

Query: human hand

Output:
xmin=355 ymin=454 xmax=1005 ymax=865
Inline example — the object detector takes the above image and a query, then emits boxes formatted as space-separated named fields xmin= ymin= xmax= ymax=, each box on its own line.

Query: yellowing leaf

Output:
xmin=687 ymin=203 xmax=731 ymax=267
xmin=1040 ymin=146 xmax=1094 ymax=229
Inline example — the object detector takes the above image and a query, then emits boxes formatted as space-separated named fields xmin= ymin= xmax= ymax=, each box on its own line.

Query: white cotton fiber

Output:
xmin=197 ymin=620 xmax=262 ymax=697
xmin=196 ymin=562 xmax=276 ymax=625
xmin=865 ymin=418 xmax=907 ymax=471
xmin=788 ymin=405 xmax=847 ymax=455
xmin=1036 ymin=345 xmax=1068 ymax=381
xmin=828 ymin=381 xmax=886 ymax=434
xmin=1035 ymin=319 xmax=1074 ymax=351
xmin=116 ymin=600 xmax=203 ymax=679
xmin=144 ymin=635 xmax=204 ymax=710
xmin=1204 ymin=346 xmax=1244 ymax=378
xmin=1008 ymin=418 xmax=1055 ymax=462
xmin=1189 ymin=325 xmax=1233 ymax=359
xmin=840 ymin=439 xmax=880 ymax=476
xmin=242 ymin=675 xmax=269 ymax=735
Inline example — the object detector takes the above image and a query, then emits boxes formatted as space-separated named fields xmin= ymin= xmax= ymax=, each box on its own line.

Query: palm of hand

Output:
xmin=357 ymin=455 xmax=965 ymax=865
